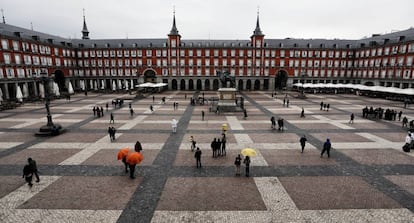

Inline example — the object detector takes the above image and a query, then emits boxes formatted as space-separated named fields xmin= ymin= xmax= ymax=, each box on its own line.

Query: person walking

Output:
xmin=300 ymin=107 xmax=305 ymax=118
xmin=320 ymin=101 xmax=324 ymax=110
xmin=221 ymin=133 xmax=227 ymax=156
xmin=300 ymin=135 xmax=307 ymax=153
xmin=211 ymin=138 xmax=217 ymax=158
xmin=190 ymin=136 xmax=196 ymax=152
xmin=201 ymin=110 xmax=205 ymax=121
xmin=100 ymin=107 xmax=104 ymax=117
xmin=326 ymin=104 xmax=330 ymax=111
xmin=349 ymin=113 xmax=355 ymax=124
xmin=110 ymin=113 xmax=114 ymax=124
xmin=106 ymin=103 xmax=109 ymax=111
xmin=398 ymin=111 xmax=403 ymax=121
xmin=286 ymin=99 xmax=290 ymax=107
xmin=321 ymin=138 xmax=332 ymax=158
xmin=271 ymin=116 xmax=276 ymax=129
xmin=234 ymin=154 xmax=242 ymax=176
xmin=22 ymin=164 xmax=33 ymax=187
xmin=93 ymin=107 xmax=96 ymax=116
xmin=171 ymin=118 xmax=178 ymax=133
xmin=28 ymin=157 xmax=40 ymax=183
xmin=108 ymin=126 xmax=114 ymax=141
xmin=195 ymin=147 xmax=202 ymax=168
xmin=243 ymin=109 xmax=248 ymax=120
xmin=243 ymin=156 xmax=251 ymax=177
xmin=135 ymin=140 xmax=143 ymax=152
xmin=403 ymin=116 xmax=408 ymax=128
xmin=130 ymin=108 xmax=134 ymax=117
xmin=150 ymin=105 xmax=154 ymax=113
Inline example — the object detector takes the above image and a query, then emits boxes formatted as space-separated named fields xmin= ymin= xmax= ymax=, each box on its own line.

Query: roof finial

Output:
xmin=81 ymin=8 xmax=90 ymax=39
xmin=169 ymin=6 xmax=179 ymax=36
xmin=1 ymin=9 xmax=5 ymax=24
xmin=30 ymin=22 xmax=33 ymax=30
xmin=252 ymin=6 xmax=264 ymax=36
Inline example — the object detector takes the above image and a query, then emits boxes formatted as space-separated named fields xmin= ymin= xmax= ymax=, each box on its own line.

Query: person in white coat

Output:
xmin=171 ymin=118 xmax=178 ymax=133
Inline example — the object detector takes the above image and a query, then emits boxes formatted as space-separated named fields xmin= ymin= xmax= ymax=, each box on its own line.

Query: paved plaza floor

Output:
xmin=0 ymin=91 xmax=413 ymax=223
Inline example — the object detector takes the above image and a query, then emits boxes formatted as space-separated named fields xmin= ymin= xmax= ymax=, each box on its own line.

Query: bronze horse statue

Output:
xmin=216 ymin=70 xmax=235 ymax=88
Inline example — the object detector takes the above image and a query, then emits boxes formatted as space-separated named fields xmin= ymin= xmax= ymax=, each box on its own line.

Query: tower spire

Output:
xmin=169 ymin=7 xmax=179 ymax=36
xmin=252 ymin=6 xmax=264 ymax=36
xmin=81 ymin=8 xmax=90 ymax=40
xmin=1 ymin=9 xmax=5 ymax=24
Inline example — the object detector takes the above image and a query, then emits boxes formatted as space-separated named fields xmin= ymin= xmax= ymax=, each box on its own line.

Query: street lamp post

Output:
xmin=36 ymin=73 xmax=63 ymax=136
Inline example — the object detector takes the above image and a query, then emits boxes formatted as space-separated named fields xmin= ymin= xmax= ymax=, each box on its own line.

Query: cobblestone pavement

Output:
xmin=0 ymin=91 xmax=413 ymax=223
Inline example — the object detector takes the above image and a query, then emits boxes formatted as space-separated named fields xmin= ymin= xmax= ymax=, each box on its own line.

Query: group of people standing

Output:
xmin=270 ymin=116 xmax=285 ymax=131
xmin=320 ymin=101 xmax=330 ymax=111
xmin=210 ymin=133 xmax=227 ymax=158
xmin=92 ymin=106 xmax=104 ymax=117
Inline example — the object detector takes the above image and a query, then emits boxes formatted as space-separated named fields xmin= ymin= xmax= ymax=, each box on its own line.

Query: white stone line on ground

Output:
xmin=118 ymin=115 xmax=147 ymax=130
xmin=226 ymin=116 xmax=244 ymax=130
xmin=234 ymin=134 xmax=253 ymax=145
xmin=254 ymin=177 xmax=298 ymax=211
xmin=300 ymin=208 xmax=414 ymax=223
xmin=151 ymin=211 xmax=272 ymax=223
xmin=90 ymin=119 xmax=129 ymax=124
xmin=29 ymin=143 xmax=91 ymax=149
xmin=0 ymin=142 xmax=23 ymax=149
xmin=178 ymin=143 xmax=317 ymax=151
xmin=59 ymin=134 xmax=123 ymax=165
xmin=0 ymin=209 xmax=122 ymax=223
xmin=98 ymin=143 xmax=164 ymax=150
xmin=332 ymin=132 xmax=404 ymax=150
xmin=0 ymin=176 xmax=60 ymax=209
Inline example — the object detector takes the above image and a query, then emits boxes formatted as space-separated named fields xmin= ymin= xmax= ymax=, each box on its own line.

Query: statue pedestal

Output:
xmin=217 ymin=88 xmax=241 ymax=112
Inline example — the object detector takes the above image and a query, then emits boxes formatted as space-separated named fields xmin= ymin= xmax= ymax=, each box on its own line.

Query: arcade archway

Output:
xmin=275 ymin=70 xmax=288 ymax=90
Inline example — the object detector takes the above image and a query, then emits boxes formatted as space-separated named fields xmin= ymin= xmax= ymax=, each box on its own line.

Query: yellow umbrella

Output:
xmin=241 ymin=148 xmax=257 ymax=157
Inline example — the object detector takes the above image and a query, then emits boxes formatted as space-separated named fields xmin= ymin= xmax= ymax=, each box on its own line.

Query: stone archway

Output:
xmin=180 ymin=79 xmax=186 ymax=90
xmin=172 ymin=79 xmax=178 ymax=90
xmin=275 ymin=70 xmax=288 ymax=90
xmin=54 ymin=70 xmax=66 ymax=92
xmin=189 ymin=79 xmax=194 ymax=90
xmin=254 ymin=80 xmax=260 ymax=90
xmin=238 ymin=79 xmax=244 ymax=91
xmin=246 ymin=79 xmax=252 ymax=90
xmin=213 ymin=79 xmax=219 ymax=90
xmin=205 ymin=79 xmax=211 ymax=90
xmin=143 ymin=69 xmax=157 ymax=83
xmin=196 ymin=79 xmax=202 ymax=90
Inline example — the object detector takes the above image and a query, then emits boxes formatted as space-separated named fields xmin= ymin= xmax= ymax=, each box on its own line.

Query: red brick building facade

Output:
xmin=0 ymin=14 xmax=414 ymax=101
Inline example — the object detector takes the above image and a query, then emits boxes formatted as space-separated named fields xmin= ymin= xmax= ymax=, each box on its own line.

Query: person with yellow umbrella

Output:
xmin=241 ymin=148 xmax=256 ymax=177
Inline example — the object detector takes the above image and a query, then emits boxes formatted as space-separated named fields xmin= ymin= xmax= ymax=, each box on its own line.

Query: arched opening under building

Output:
xmin=365 ymin=81 xmax=375 ymax=86
xmin=205 ymin=79 xmax=211 ymax=90
xmin=213 ymin=79 xmax=219 ymax=90
xmin=189 ymin=79 xmax=194 ymax=90
xmin=238 ymin=80 xmax=244 ymax=91
xmin=143 ymin=69 xmax=157 ymax=83
xmin=54 ymin=70 xmax=66 ymax=92
xmin=263 ymin=79 xmax=269 ymax=90
xmin=172 ymin=79 xmax=178 ymax=90
xmin=196 ymin=79 xmax=202 ymax=90
xmin=254 ymin=80 xmax=260 ymax=90
xmin=180 ymin=79 xmax=185 ymax=90
xmin=275 ymin=70 xmax=288 ymax=90
xmin=246 ymin=79 xmax=252 ymax=90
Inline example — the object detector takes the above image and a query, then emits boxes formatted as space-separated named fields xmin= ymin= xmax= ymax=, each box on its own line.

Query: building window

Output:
xmin=1 ymin=39 xmax=9 ymax=50
xmin=205 ymin=50 xmax=210 ymax=57
xmin=3 ymin=53 xmax=11 ymax=64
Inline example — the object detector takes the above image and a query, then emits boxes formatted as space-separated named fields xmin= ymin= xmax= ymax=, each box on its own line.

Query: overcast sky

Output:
xmin=2 ymin=0 xmax=414 ymax=40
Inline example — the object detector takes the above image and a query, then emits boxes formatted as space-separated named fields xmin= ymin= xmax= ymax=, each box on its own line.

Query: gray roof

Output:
xmin=1 ymin=22 xmax=414 ymax=50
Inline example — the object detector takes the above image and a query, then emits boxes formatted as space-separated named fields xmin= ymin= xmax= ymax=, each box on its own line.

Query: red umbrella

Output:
xmin=126 ymin=152 xmax=144 ymax=165
xmin=117 ymin=148 xmax=130 ymax=160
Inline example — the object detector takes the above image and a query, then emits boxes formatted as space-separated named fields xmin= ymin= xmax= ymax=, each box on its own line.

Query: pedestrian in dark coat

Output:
xmin=130 ymin=108 xmax=134 ymax=117
xmin=299 ymin=135 xmax=307 ymax=153
xmin=111 ymin=126 xmax=116 ymax=141
xmin=403 ymin=116 xmax=408 ymax=127
xmin=28 ymin=157 xmax=40 ymax=182
xmin=234 ymin=154 xmax=242 ymax=176
xmin=108 ymin=126 xmax=114 ymax=141
xmin=211 ymin=138 xmax=217 ymax=158
xmin=106 ymin=103 xmax=109 ymax=111
xmin=320 ymin=101 xmax=324 ymax=110
xmin=93 ymin=107 xmax=96 ymax=116
xmin=201 ymin=110 xmax=205 ymax=121
xmin=271 ymin=116 xmax=276 ymax=129
xmin=243 ymin=109 xmax=248 ymax=120
xmin=110 ymin=113 xmax=114 ymax=124
xmin=321 ymin=138 xmax=331 ymax=158
xmin=150 ymin=105 xmax=154 ymax=112
xmin=22 ymin=164 xmax=33 ymax=187
xmin=195 ymin=147 xmax=202 ymax=168
xmin=221 ymin=133 xmax=227 ymax=156
xmin=301 ymin=107 xmax=305 ymax=118
xmin=135 ymin=141 xmax=142 ymax=152
xmin=217 ymin=139 xmax=222 ymax=156
xmin=243 ymin=156 xmax=251 ymax=177
xmin=100 ymin=107 xmax=104 ymax=116
xmin=398 ymin=111 xmax=403 ymax=121
xmin=349 ymin=113 xmax=355 ymax=124
xmin=286 ymin=99 xmax=290 ymax=107
xmin=326 ymin=104 xmax=330 ymax=111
